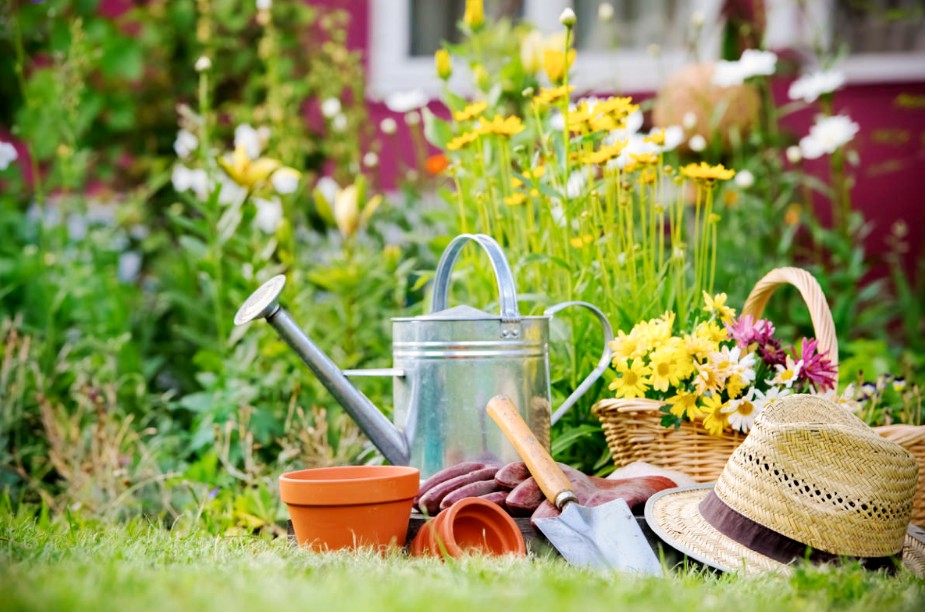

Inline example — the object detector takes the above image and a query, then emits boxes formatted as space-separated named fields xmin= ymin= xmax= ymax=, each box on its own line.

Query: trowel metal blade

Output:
xmin=534 ymin=498 xmax=663 ymax=575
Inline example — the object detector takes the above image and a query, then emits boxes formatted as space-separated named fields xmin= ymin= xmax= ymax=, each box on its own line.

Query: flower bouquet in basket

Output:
xmin=609 ymin=292 xmax=838 ymax=436
xmin=594 ymin=278 xmax=840 ymax=483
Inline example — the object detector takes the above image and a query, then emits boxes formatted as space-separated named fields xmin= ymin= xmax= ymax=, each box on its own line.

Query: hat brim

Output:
xmin=644 ymin=484 xmax=925 ymax=577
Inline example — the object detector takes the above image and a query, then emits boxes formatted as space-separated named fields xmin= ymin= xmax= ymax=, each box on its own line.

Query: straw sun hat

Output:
xmin=645 ymin=395 xmax=925 ymax=575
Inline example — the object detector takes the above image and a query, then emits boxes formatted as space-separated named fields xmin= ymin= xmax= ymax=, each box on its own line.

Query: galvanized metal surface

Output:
xmin=234 ymin=234 xmax=614 ymax=480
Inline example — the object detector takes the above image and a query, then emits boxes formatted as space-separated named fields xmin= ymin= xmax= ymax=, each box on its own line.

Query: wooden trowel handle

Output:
xmin=487 ymin=395 xmax=578 ymax=509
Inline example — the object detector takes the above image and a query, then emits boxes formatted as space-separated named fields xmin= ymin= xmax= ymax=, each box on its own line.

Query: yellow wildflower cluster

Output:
xmin=680 ymin=161 xmax=736 ymax=183
xmin=447 ymin=111 xmax=525 ymax=151
xmin=568 ymin=97 xmax=639 ymax=133
xmin=609 ymin=293 xmax=764 ymax=436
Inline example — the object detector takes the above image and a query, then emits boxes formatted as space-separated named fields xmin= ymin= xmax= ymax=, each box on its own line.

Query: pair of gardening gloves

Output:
xmin=414 ymin=461 xmax=679 ymax=522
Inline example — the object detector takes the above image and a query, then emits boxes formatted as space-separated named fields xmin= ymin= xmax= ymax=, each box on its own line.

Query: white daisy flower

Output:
xmin=769 ymin=356 xmax=803 ymax=389
xmin=723 ymin=387 xmax=760 ymax=433
xmin=712 ymin=49 xmax=777 ymax=87
xmin=788 ymin=69 xmax=846 ymax=103
xmin=799 ymin=114 xmax=860 ymax=160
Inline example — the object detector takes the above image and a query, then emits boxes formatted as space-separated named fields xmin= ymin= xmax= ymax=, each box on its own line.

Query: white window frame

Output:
xmin=368 ymin=0 xmax=925 ymax=100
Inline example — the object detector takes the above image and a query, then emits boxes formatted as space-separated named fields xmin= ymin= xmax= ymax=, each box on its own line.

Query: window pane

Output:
xmin=409 ymin=0 xmax=525 ymax=56
xmin=574 ymin=0 xmax=690 ymax=51
xmin=833 ymin=0 xmax=925 ymax=53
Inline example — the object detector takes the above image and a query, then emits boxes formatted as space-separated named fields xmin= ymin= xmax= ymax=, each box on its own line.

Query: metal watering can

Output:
xmin=234 ymin=233 xmax=613 ymax=479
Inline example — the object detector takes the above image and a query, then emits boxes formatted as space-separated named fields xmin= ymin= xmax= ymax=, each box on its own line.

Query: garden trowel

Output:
xmin=486 ymin=395 xmax=663 ymax=575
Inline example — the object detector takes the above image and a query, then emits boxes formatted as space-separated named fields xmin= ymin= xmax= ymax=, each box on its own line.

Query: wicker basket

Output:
xmin=593 ymin=267 xmax=925 ymax=525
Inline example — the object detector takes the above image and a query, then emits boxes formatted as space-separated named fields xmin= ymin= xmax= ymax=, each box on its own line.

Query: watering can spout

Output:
xmin=233 ymin=275 xmax=410 ymax=466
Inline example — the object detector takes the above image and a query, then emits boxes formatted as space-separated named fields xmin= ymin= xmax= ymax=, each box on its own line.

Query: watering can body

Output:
xmin=235 ymin=234 xmax=613 ymax=480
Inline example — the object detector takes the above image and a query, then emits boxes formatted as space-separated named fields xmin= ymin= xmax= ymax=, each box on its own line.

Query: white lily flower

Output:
xmin=234 ymin=124 xmax=262 ymax=160
xmin=271 ymin=167 xmax=301 ymax=195
xmin=173 ymin=129 xmax=198 ymax=159
xmin=0 ymin=141 xmax=18 ymax=170
xmin=799 ymin=114 xmax=859 ymax=159
xmin=788 ymin=69 xmax=846 ymax=103
xmin=315 ymin=176 xmax=340 ymax=208
xmin=253 ymin=197 xmax=283 ymax=233
xmin=334 ymin=184 xmax=360 ymax=239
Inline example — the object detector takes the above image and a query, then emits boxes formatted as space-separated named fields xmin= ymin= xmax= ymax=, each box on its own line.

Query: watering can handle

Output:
xmin=431 ymin=234 xmax=521 ymax=321
xmin=545 ymin=301 xmax=615 ymax=425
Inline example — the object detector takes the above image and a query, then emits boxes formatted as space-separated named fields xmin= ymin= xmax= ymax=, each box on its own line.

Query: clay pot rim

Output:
xmin=280 ymin=465 xmax=420 ymax=507
xmin=411 ymin=497 xmax=526 ymax=558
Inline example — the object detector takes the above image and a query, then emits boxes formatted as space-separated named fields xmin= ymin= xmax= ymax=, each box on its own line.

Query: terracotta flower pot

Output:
xmin=280 ymin=465 xmax=420 ymax=551
xmin=410 ymin=497 xmax=526 ymax=558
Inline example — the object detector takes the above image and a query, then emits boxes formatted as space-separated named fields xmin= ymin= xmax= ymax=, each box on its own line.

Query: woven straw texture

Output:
xmin=715 ymin=395 xmax=917 ymax=557
xmin=646 ymin=485 xmax=925 ymax=576
xmin=594 ymin=267 xmax=925 ymax=525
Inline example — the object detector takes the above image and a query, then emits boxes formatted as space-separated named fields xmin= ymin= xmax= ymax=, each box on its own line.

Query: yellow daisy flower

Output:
xmin=644 ymin=129 xmax=666 ymax=146
xmin=543 ymin=48 xmax=576 ymax=84
xmin=703 ymin=291 xmax=737 ymax=323
xmin=609 ymin=328 xmax=648 ymax=362
xmin=649 ymin=346 xmax=684 ymax=392
xmin=453 ymin=101 xmax=488 ymax=123
xmin=479 ymin=115 xmax=525 ymax=137
xmin=725 ymin=373 xmax=747 ymax=399
xmin=667 ymin=390 xmax=704 ymax=421
xmin=581 ymin=142 xmax=627 ymax=166
xmin=694 ymin=360 xmax=725 ymax=395
xmin=701 ymin=393 xmax=728 ymax=436
xmin=533 ymin=85 xmax=575 ymax=107
xmin=446 ymin=130 xmax=481 ymax=151
xmin=694 ymin=319 xmax=728 ymax=344
xmin=596 ymin=96 xmax=638 ymax=121
xmin=609 ymin=358 xmax=652 ymax=399
xmin=680 ymin=161 xmax=736 ymax=183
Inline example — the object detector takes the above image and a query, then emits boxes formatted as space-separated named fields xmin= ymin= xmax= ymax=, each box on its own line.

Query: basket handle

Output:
xmin=740 ymin=267 xmax=838 ymax=368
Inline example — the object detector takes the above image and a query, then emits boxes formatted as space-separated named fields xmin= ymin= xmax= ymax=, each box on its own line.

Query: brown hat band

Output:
xmin=699 ymin=491 xmax=900 ymax=572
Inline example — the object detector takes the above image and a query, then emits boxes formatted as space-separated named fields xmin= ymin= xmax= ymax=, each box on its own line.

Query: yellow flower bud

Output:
xmin=464 ymin=0 xmax=484 ymax=29
xmin=435 ymin=49 xmax=452 ymax=80
xmin=334 ymin=184 xmax=360 ymax=239
xmin=543 ymin=49 xmax=575 ymax=84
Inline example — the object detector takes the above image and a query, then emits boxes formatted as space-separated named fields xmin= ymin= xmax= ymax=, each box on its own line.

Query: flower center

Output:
xmin=738 ymin=401 xmax=754 ymax=416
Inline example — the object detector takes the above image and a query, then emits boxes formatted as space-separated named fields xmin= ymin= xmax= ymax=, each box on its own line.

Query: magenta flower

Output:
xmin=797 ymin=337 xmax=837 ymax=392
xmin=726 ymin=314 xmax=776 ymax=348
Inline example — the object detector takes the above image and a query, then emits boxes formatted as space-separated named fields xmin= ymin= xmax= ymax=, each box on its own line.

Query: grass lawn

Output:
xmin=2 ymin=507 xmax=924 ymax=612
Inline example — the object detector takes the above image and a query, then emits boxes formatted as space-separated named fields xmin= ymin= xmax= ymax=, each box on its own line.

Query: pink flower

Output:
xmin=759 ymin=342 xmax=787 ymax=367
xmin=726 ymin=315 xmax=776 ymax=348
xmin=797 ymin=338 xmax=837 ymax=392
